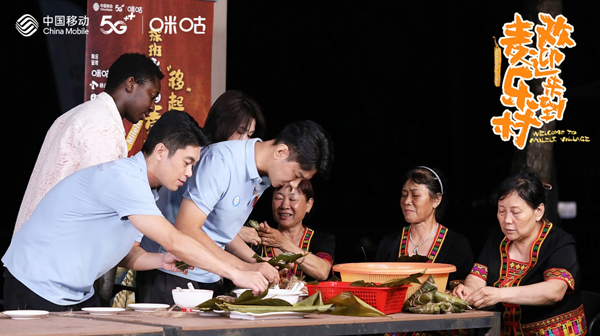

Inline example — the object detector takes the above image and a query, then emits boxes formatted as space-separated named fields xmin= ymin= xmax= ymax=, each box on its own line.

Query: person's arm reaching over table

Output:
xmin=175 ymin=198 xmax=280 ymax=284
xmin=127 ymin=214 xmax=269 ymax=295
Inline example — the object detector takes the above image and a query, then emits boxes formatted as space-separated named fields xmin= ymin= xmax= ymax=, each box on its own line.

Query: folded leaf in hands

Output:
xmin=252 ymin=252 xmax=306 ymax=269
xmin=174 ymin=261 xmax=190 ymax=271
xmin=245 ymin=219 xmax=260 ymax=230
xmin=233 ymin=289 xmax=291 ymax=306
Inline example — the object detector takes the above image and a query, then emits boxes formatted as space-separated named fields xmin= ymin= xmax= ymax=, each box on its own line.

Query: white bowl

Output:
xmin=172 ymin=289 xmax=214 ymax=308
xmin=233 ymin=288 xmax=300 ymax=304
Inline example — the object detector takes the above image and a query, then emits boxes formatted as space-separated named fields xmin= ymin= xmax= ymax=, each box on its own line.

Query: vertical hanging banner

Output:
xmin=490 ymin=13 xmax=576 ymax=150
xmin=85 ymin=0 xmax=214 ymax=156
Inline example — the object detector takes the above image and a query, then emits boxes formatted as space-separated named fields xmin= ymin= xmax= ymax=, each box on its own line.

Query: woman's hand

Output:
xmin=258 ymin=222 xmax=290 ymax=250
xmin=465 ymin=286 xmax=503 ymax=309
xmin=238 ymin=226 xmax=261 ymax=245
xmin=452 ymin=283 xmax=471 ymax=299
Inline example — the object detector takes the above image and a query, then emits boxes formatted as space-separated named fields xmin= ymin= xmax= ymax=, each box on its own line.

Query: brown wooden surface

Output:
xmin=0 ymin=313 xmax=163 ymax=336
xmin=0 ymin=310 xmax=499 ymax=336
xmin=62 ymin=309 xmax=500 ymax=335
xmin=65 ymin=309 xmax=491 ymax=329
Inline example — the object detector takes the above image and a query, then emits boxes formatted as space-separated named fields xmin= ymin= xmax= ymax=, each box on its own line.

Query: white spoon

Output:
xmin=187 ymin=282 xmax=196 ymax=291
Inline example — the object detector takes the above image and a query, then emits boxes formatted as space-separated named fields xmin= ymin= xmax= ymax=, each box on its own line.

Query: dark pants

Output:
xmin=3 ymin=269 xmax=100 ymax=311
xmin=136 ymin=269 xmax=225 ymax=305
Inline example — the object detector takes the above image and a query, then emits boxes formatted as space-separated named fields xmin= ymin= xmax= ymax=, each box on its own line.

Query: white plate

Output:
xmin=127 ymin=303 xmax=170 ymax=312
xmin=2 ymin=310 xmax=49 ymax=320
xmin=82 ymin=307 xmax=126 ymax=315
xmin=229 ymin=311 xmax=306 ymax=320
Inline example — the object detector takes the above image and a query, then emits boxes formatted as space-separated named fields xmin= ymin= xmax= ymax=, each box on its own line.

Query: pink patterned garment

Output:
xmin=14 ymin=93 xmax=127 ymax=234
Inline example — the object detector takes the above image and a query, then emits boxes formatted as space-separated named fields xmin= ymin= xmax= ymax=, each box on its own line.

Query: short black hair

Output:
xmin=141 ymin=111 xmax=208 ymax=156
xmin=274 ymin=120 xmax=334 ymax=179
xmin=494 ymin=171 xmax=548 ymax=210
xmin=105 ymin=53 xmax=164 ymax=92
xmin=203 ymin=90 xmax=266 ymax=143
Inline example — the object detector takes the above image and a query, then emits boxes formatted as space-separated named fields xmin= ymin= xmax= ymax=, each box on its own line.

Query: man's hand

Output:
xmin=238 ymin=226 xmax=261 ymax=246
xmin=159 ymin=252 xmax=193 ymax=274
xmin=244 ymin=261 xmax=280 ymax=284
xmin=229 ymin=269 xmax=269 ymax=296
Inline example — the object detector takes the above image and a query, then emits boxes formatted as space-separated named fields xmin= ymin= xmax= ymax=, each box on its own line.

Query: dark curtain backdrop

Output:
xmin=4 ymin=1 xmax=599 ymax=302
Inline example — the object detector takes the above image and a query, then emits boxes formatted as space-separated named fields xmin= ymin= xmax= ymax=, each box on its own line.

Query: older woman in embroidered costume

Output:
xmin=375 ymin=166 xmax=474 ymax=289
xmin=257 ymin=180 xmax=335 ymax=282
xmin=453 ymin=172 xmax=586 ymax=336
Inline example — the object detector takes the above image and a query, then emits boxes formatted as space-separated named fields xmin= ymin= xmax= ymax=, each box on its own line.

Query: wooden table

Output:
xmin=1 ymin=310 xmax=500 ymax=336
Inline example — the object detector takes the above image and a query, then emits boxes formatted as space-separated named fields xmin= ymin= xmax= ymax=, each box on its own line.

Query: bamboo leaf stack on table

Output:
xmin=196 ymin=287 xmax=388 ymax=317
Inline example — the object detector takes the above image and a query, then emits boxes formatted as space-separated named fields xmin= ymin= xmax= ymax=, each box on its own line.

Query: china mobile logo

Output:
xmin=16 ymin=14 xmax=39 ymax=37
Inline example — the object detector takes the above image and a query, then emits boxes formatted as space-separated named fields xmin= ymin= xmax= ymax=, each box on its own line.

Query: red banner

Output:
xmin=85 ymin=0 xmax=214 ymax=156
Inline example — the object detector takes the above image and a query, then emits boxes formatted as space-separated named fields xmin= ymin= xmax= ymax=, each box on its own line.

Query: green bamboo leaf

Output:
xmin=379 ymin=270 xmax=425 ymax=287
xmin=245 ymin=219 xmax=260 ymax=230
xmin=348 ymin=271 xmax=424 ymax=288
xmin=252 ymin=252 xmax=306 ymax=269
xmin=268 ymin=252 xmax=305 ymax=268
xmin=325 ymin=292 xmax=386 ymax=317
xmin=195 ymin=297 xmax=222 ymax=311
xmin=252 ymin=253 xmax=267 ymax=263
xmin=407 ymin=302 xmax=441 ymax=314
xmin=175 ymin=261 xmax=190 ymax=271
xmin=222 ymin=303 xmax=331 ymax=314
xmin=349 ymin=280 xmax=378 ymax=287
xmin=233 ymin=289 xmax=271 ymax=305
xmin=294 ymin=292 xmax=323 ymax=307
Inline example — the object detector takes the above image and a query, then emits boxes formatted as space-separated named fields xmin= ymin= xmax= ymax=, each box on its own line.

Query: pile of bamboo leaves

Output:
xmin=196 ymin=288 xmax=387 ymax=317
xmin=403 ymin=275 xmax=471 ymax=314
xmin=196 ymin=271 xmax=430 ymax=317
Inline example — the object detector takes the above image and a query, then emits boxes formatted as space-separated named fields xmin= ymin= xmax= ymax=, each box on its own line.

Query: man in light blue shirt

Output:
xmin=2 ymin=111 xmax=270 ymax=311
xmin=137 ymin=120 xmax=335 ymax=304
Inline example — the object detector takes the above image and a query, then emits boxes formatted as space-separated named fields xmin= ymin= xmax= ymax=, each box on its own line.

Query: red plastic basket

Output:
xmin=305 ymin=281 xmax=408 ymax=314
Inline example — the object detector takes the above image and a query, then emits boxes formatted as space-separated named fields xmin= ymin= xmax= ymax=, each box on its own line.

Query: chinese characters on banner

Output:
xmin=84 ymin=0 xmax=214 ymax=156
xmin=491 ymin=13 xmax=576 ymax=150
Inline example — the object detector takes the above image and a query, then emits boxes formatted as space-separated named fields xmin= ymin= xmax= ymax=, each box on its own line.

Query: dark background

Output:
xmin=4 ymin=0 xmax=599 ymax=305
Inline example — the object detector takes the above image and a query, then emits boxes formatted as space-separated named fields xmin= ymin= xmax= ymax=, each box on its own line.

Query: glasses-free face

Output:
xmin=400 ymin=180 xmax=440 ymax=225
xmin=497 ymin=190 xmax=544 ymax=243
xmin=228 ymin=119 xmax=257 ymax=141
xmin=156 ymin=145 xmax=201 ymax=191
xmin=272 ymin=186 xmax=313 ymax=229
xmin=122 ymin=77 xmax=161 ymax=124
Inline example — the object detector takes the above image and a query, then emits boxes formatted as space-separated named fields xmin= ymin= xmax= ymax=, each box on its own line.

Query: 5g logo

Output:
xmin=99 ymin=15 xmax=126 ymax=34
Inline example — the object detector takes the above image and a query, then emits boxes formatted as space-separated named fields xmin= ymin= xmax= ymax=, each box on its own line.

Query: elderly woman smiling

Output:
xmin=453 ymin=172 xmax=586 ymax=336
xmin=257 ymin=180 xmax=335 ymax=282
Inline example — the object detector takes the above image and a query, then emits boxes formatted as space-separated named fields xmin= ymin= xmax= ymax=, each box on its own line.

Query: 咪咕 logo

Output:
xmin=16 ymin=14 xmax=39 ymax=37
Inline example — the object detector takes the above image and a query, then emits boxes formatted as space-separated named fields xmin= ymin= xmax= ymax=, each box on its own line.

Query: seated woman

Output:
xmin=375 ymin=166 xmax=473 ymax=289
xmin=257 ymin=180 xmax=335 ymax=282
xmin=453 ymin=171 xmax=586 ymax=336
